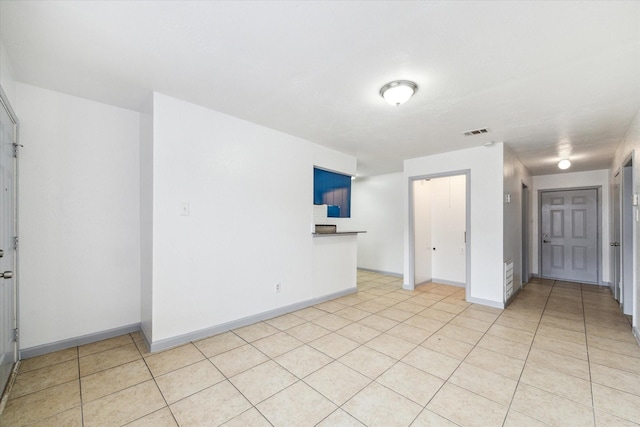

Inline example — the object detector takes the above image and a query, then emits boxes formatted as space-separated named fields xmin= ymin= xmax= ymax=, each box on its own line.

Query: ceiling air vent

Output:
xmin=462 ymin=128 xmax=490 ymax=137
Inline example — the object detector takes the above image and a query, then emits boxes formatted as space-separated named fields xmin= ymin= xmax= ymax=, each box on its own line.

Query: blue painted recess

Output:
xmin=313 ymin=167 xmax=351 ymax=218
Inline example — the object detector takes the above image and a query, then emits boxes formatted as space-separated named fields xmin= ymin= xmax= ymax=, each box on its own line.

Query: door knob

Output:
xmin=0 ymin=271 xmax=13 ymax=279
xmin=543 ymin=240 xmax=551 ymax=243
xmin=0 ymin=249 xmax=3 ymax=258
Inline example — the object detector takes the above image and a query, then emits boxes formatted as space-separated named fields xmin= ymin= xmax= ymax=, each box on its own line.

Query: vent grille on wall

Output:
xmin=504 ymin=260 xmax=514 ymax=301
xmin=462 ymin=128 xmax=490 ymax=136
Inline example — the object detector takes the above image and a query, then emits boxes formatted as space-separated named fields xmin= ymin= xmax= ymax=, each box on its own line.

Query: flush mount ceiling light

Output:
xmin=558 ymin=159 xmax=571 ymax=170
xmin=380 ymin=80 xmax=418 ymax=106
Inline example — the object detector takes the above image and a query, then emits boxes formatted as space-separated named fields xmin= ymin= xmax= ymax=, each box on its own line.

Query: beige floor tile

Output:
xmin=343 ymin=382 xmax=422 ymax=427
xmin=464 ymin=346 xmax=524 ymax=380
xmin=339 ymin=346 xmax=396 ymax=379
xmin=209 ymin=344 xmax=269 ymax=377
xmin=593 ymin=383 xmax=640 ymax=424
xmin=232 ymin=322 xmax=279 ymax=343
xmin=502 ymin=409 xmax=548 ymax=427
xmin=365 ymin=333 xmax=416 ymax=360
xmin=257 ymin=381 xmax=336 ymax=426
xmin=386 ymin=323 xmax=433 ymax=344
xmin=26 ymin=406 xmax=83 ymax=427
xmin=315 ymin=300 xmax=348 ymax=313
xmin=265 ymin=313 xmax=307 ymax=330
xmin=304 ymin=361 xmax=371 ymax=405
xmin=476 ymin=334 xmax=530 ymax=360
xmin=532 ymin=334 xmax=588 ymax=360
xmin=229 ymin=360 xmax=297 ymax=405
xmin=520 ymin=363 xmax=592 ymax=406
xmin=336 ymin=322 xmax=380 ymax=344
xmin=251 ymin=331 xmax=303 ymax=358
xmin=537 ymin=323 xmax=586 ymax=345
xmin=312 ymin=313 xmax=353 ymax=331
xmin=402 ymin=315 xmax=446 ymax=332
xmin=195 ymin=331 xmax=247 ymax=356
xmin=10 ymin=359 xmax=79 ymax=399
xmin=449 ymin=314 xmax=493 ymax=333
xmin=1 ymin=381 xmax=81 ymax=426
xmin=274 ymin=345 xmax=332 ymax=378
xmin=590 ymin=363 xmax=640 ymax=397
xmin=127 ymin=407 xmax=178 ymax=426
xmin=81 ymin=359 xmax=152 ymax=403
xmin=589 ymin=346 xmax=640 ymax=376
xmin=594 ymin=409 xmax=640 ymax=427
xmin=511 ymin=383 xmax=594 ymax=427
xmin=526 ymin=347 xmax=590 ymax=381
xmin=144 ymin=343 xmax=204 ymax=377
xmin=18 ymin=347 xmax=78 ymax=374
xmin=334 ymin=307 xmax=371 ymax=322
xmin=155 ymin=359 xmax=224 ymax=404
xmin=352 ymin=298 xmax=388 ymax=311
xmin=310 ymin=333 xmax=359 ymax=359
xmin=170 ymin=380 xmax=252 ymax=426
xmin=130 ymin=331 xmax=146 ymax=343
xmin=539 ymin=314 xmax=585 ymax=333
xmin=79 ymin=343 xmax=142 ymax=377
xmin=78 ymin=334 xmax=134 ymax=357
xmin=418 ymin=308 xmax=457 ymax=323
xmin=221 ymin=408 xmax=271 ymax=426
xmin=393 ymin=301 xmax=427 ymax=314
xmin=316 ymin=409 xmax=365 ymax=426
xmin=427 ymin=383 xmax=508 ymax=427
xmin=586 ymin=324 xmax=635 ymax=343
xmin=357 ymin=314 xmax=399 ymax=332
xmin=135 ymin=340 xmax=152 ymax=357
xmin=82 ymin=380 xmax=165 ymax=427
xmin=401 ymin=346 xmax=460 ymax=380
xmin=422 ymin=333 xmax=473 ymax=360
xmin=494 ymin=315 xmax=539 ymax=333
xmin=436 ymin=324 xmax=484 ymax=345
xmin=431 ymin=301 xmax=466 ymax=315
xmin=378 ymin=308 xmax=415 ymax=322
xmin=449 ymin=362 xmax=517 ymax=406
xmin=458 ymin=306 xmax=500 ymax=323
xmin=287 ymin=322 xmax=331 ymax=343
xmin=487 ymin=323 xmax=535 ymax=345
xmin=292 ymin=306 xmax=328 ymax=321
xmin=376 ymin=362 xmax=443 ymax=405
xmin=588 ymin=335 xmax=640 ymax=359
xmin=410 ymin=408 xmax=458 ymax=426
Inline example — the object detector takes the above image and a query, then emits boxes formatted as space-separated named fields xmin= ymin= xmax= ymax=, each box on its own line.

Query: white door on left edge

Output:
xmin=0 ymin=90 xmax=18 ymax=393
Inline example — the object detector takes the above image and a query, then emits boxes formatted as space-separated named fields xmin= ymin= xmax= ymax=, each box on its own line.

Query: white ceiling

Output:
xmin=1 ymin=1 xmax=639 ymax=176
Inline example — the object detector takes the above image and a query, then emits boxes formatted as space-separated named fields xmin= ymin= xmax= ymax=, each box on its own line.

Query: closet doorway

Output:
xmin=409 ymin=171 xmax=470 ymax=296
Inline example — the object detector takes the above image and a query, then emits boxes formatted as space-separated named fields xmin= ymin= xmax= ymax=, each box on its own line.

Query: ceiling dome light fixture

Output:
xmin=380 ymin=80 xmax=418 ymax=106
xmin=558 ymin=159 xmax=571 ymax=170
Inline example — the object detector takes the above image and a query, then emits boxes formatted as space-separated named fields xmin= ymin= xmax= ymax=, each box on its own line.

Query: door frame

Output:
xmin=407 ymin=169 xmax=470 ymax=298
xmin=0 ymin=84 xmax=20 ymax=410
xmin=538 ymin=186 xmax=602 ymax=285
xmin=522 ymin=181 xmax=529 ymax=285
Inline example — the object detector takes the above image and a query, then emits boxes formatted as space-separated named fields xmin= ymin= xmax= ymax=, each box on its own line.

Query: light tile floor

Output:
xmin=2 ymin=270 xmax=640 ymax=426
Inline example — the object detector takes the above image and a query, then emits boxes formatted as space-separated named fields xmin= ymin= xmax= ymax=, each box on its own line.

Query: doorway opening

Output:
xmin=408 ymin=171 xmax=470 ymax=298
xmin=621 ymin=155 xmax=634 ymax=316
xmin=522 ymin=182 xmax=529 ymax=285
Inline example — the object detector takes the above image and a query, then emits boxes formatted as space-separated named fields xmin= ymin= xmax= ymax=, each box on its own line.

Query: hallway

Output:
xmin=2 ymin=270 xmax=639 ymax=426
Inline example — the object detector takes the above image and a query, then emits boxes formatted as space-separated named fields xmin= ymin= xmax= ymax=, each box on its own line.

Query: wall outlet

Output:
xmin=180 ymin=202 xmax=190 ymax=216
xmin=275 ymin=283 xmax=281 ymax=293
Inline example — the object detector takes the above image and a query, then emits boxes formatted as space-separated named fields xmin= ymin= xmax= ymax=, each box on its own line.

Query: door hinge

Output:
xmin=14 ymin=236 xmax=18 ymax=250
xmin=13 ymin=328 xmax=19 ymax=341
xmin=13 ymin=143 xmax=22 ymax=159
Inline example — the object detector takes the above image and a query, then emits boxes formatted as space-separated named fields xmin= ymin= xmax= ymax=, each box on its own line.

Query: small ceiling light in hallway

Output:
xmin=380 ymin=80 xmax=418 ymax=106
xmin=558 ymin=159 xmax=571 ymax=170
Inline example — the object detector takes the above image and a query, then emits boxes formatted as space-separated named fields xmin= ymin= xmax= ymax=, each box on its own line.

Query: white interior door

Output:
xmin=0 ymin=90 xmax=18 ymax=394
xmin=612 ymin=171 xmax=621 ymax=300
xmin=540 ymin=189 xmax=599 ymax=283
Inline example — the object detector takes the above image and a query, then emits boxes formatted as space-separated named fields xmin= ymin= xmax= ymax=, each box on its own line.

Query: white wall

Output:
xmin=503 ymin=146 xmax=532 ymax=295
xmin=431 ymin=175 xmax=466 ymax=285
xmin=139 ymin=97 xmax=153 ymax=340
xmin=16 ymin=84 xmax=141 ymax=349
xmin=531 ymin=169 xmax=610 ymax=284
xmin=611 ymin=108 xmax=640 ymax=331
xmin=0 ymin=40 xmax=16 ymax=106
xmin=351 ymin=173 xmax=404 ymax=275
xmin=148 ymin=93 xmax=356 ymax=344
xmin=413 ymin=179 xmax=432 ymax=283
xmin=405 ymin=144 xmax=504 ymax=307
